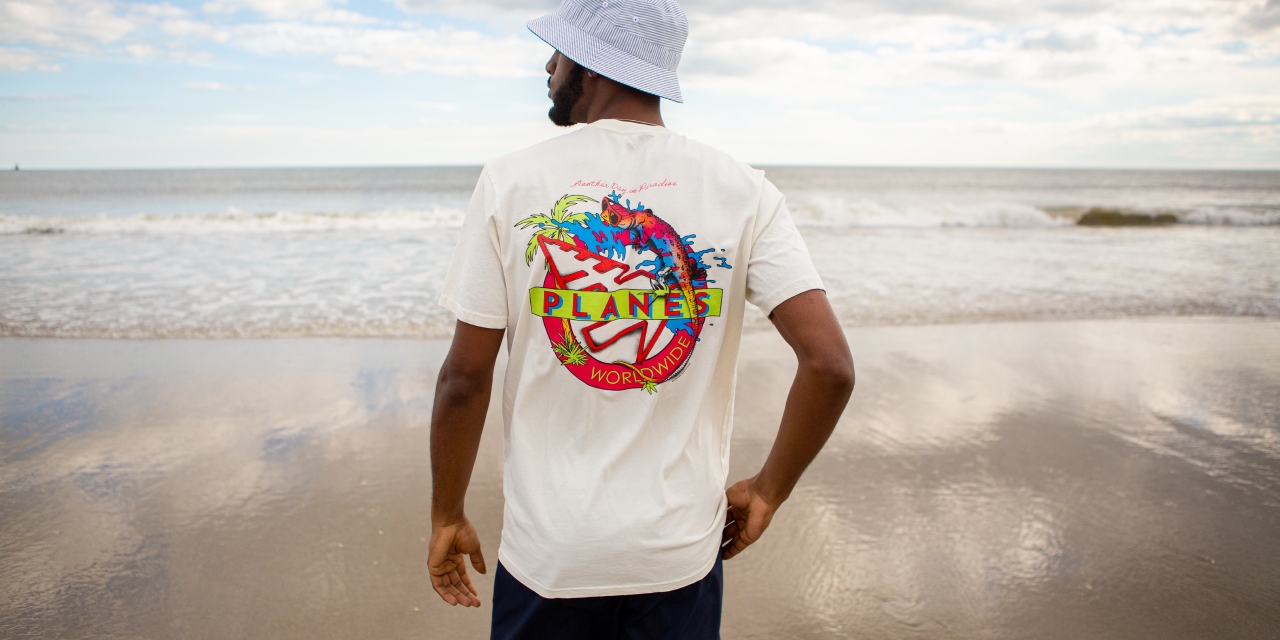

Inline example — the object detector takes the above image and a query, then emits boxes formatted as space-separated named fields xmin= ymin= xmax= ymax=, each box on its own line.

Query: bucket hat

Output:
xmin=528 ymin=0 xmax=688 ymax=103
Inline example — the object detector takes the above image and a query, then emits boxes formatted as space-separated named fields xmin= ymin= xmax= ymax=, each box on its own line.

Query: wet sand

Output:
xmin=2 ymin=320 xmax=1279 ymax=638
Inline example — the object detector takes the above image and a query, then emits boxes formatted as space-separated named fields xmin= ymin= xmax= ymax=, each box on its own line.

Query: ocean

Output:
xmin=2 ymin=167 xmax=1278 ymax=338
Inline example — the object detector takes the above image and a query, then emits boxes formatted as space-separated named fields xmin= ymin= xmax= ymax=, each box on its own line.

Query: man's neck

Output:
xmin=581 ymin=84 xmax=664 ymax=127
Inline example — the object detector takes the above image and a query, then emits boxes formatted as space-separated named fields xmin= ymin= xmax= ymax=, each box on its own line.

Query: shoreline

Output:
xmin=3 ymin=314 xmax=1277 ymax=342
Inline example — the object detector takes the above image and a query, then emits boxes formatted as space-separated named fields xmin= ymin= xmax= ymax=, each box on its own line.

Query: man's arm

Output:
xmin=429 ymin=320 xmax=505 ymax=607
xmin=722 ymin=289 xmax=854 ymax=560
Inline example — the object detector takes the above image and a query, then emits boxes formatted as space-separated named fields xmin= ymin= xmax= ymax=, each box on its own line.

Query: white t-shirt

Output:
xmin=439 ymin=119 xmax=823 ymax=598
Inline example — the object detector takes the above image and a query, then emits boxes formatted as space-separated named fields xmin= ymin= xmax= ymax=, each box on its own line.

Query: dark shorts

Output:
xmin=490 ymin=555 xmax=723 ymax=640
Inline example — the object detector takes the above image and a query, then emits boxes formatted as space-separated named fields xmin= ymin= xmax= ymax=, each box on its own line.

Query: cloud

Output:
xmin=0 ymin=92 xmax=74 ymax=100
xmin=311 ymin=8 xmax=380 ymax=24
xmin=0 ymin=0 xmax=542 ymax=76
xmin=1240 ymin=0 xmax=1280 ymax=31
xmin=0 ymin=0 xmax=138 ymax=50
xmin=389 ymin=0 xmax=555 ymax=18
xmin=125 ymin=42 xmax=157 ymax=57
xmin=0 ymin=46 xmax=60 ymax=71
xmin=1084 ymin=96 xmax=1280 ymax=131
xmin=185 ymin=80 xmax=261 ymax=91
xmin=1019 ymin=29 xmax=1097 ymax=52
xmin=201 ymin=0 xmax=332 ymax=19
xmin=412 ymin=100 xmax=457 ymax=110
xmin=231 ymin=22 xmax=545 ymax=76
xmin=6 ymin=123 xmax=79 ymax=131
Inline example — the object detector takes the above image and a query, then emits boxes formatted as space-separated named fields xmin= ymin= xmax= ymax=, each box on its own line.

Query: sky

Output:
xmin=2 ymin=0 xmax=1279 ymax=169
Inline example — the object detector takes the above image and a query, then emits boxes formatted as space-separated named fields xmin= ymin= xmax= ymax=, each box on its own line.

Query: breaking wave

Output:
xmin=1179 ymin=208 xmax=1280 ymax=226
xmin=787 ymin=199 xmax=1072 ymax=228
xmin=0 ymin=208 xmax=467 ymax=235
xmin=4 ymin=203 xmax=1278 ymax=236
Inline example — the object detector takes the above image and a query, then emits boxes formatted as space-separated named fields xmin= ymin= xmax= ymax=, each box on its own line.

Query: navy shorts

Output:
xmin=490 ymin=555 xmax=723 ymax=640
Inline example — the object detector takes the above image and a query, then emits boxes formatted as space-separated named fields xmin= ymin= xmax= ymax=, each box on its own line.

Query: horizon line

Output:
xmin=6 ymin=164 xmax=1280 ymax=173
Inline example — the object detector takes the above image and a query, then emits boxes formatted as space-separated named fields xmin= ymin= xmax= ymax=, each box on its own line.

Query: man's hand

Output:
xmin=428 ymin=517 xmax=487 ymax=607
xmin=721 ymin=476 xmax=780 ymax=560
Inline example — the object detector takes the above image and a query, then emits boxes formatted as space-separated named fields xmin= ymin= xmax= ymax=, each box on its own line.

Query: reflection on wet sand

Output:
xmin=2 ymin=320 xmax=1279 ymax=638
xmin=730 ymin=320 xmax=1280 ymax=638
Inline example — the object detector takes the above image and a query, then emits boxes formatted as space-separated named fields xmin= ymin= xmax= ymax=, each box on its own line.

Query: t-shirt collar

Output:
xmin=586 ymin=119 xmax=673 ymax=135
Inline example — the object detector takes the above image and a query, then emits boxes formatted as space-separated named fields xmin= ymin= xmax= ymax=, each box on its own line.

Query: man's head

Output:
xmin=528 ymin=0 xmax=688 ymax=120
xmin=545 ymin=51 xmax=661 ymax=127
xmin=546 ymin=52 xmax=589 ymax=127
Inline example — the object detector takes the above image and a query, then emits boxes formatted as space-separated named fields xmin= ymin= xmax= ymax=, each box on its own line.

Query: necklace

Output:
xmin=617 ymin=118 xmax=660 ymax=127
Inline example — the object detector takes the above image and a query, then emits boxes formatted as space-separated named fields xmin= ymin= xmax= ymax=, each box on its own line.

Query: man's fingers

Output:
xmin=722 ymin=520 xmax=740 ymax=544
xmin=435 ymin=572 xmax=480 ymax=607
xmin=722 ymin=505 xmax=763 ymax=560
xmin=470 ymin=549 xmax=488 ymax=575
xmin=446 ymin=569 xmax=474 ymax=596
xmin=430 ymin=555 xmax=480 ymax=607
xmin=723 ymin=533 xmax=751 ymax=560
xmin=432 ymin=577 xmax=462 ymax=606
xmin=445 ymin=581 xmax=475 ymax=607
xmin=452 ymin=567 xmax=479 ymax=600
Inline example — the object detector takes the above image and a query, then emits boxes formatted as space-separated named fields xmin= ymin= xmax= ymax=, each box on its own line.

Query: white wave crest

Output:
xmin=0 ymin=208 xmax=467 ymax=235
xmin=786 ymin=198 xmax=1072 ymax=228
xmin=1178 ymin=208 xmax=1280 ymax=226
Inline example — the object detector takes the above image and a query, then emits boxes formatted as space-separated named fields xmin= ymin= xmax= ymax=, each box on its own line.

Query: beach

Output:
xmin=3 ymin=319 xmax=1278 ymax=638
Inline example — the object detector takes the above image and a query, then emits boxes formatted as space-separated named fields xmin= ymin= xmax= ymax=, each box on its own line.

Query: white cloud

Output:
xmin=412 ymin=100 xmax=457 ymax=110
xmin=390 ymin=0 xmax=554 ymax=18
xmin=0 ymin=0 xmax=138 ymax=50
xmin=201 ymin=0 xmax=332 ymax=19
xmin=125 ymin=42 xmax=157 ymax=57
xmin=311 ymin=8 xmax=379 ymax=24
xmin=0 ymin=92 xmax=74 ymax=100
xmin=185 ymin=80 xmax=261 ymax=91
xmin=1082 ymin=96 xmax=1280 ymax=132
xmin=0 ymin=46 xmax=60 ymax=71
xmin=6 ymin=122 xmax=78 ymax=131
xmin=0 ymin=0 xmax=544 ymax=76
xmin=674 ymin=92 xmax=1280 ymax=167
xmin=678 ymin=0 xmax=1275 ymax=96
xmin=231 ymin=22 xmax=545 ymax=76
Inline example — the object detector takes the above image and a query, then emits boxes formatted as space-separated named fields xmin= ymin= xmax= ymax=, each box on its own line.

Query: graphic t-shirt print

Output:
xmin=517 ymin=189 xmax=732 ymax=394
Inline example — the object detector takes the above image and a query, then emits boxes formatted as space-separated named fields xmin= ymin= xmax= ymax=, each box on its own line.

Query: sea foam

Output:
xmin=0 ymin=208 xmax=467 ymax=235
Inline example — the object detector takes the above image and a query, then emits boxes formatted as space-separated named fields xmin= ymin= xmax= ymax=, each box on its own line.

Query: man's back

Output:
xmin=439 ymin=119 xmax=824 ymax=597
xmin=428 ymin=2 xmax=853 ymax=636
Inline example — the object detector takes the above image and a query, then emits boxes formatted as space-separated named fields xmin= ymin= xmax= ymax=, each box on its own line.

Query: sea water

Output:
xmin=2 ymin=167 xmax=1277 ymax=338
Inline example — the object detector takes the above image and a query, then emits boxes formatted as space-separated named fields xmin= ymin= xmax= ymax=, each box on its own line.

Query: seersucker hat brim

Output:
xmin=528 ymin=11 xmax=684 ymax=103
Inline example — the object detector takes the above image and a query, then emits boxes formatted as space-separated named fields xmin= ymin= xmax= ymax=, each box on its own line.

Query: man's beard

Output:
xmin=548 ymin=64 xmax=587 ymax=127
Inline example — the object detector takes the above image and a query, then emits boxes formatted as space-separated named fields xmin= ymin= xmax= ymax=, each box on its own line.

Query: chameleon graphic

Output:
xmin=600 ymin=196 xmax=706 ymax=321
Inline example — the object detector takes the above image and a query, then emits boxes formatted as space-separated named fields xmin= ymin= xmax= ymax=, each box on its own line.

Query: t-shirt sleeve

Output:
xmin=438 ymin=168 xmax=509 ymax=329
xmin=744 ymin=177 xmax=825 ymax=317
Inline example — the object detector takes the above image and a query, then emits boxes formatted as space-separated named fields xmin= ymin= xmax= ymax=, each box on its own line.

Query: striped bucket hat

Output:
xmin=528 ymin=0 xmax=688 ymax=103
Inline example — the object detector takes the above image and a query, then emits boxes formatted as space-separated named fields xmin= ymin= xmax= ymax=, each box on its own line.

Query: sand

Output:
xmin=2 ymin=319 xmax=1279 ymax=638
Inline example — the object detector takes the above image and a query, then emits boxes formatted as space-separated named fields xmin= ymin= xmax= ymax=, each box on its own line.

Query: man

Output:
xmin=429 ymin=0 xmax=855 ymax=636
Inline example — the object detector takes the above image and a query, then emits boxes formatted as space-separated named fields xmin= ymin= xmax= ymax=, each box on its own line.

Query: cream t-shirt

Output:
xmin=439 ymin=119 xmax=823 ymax=598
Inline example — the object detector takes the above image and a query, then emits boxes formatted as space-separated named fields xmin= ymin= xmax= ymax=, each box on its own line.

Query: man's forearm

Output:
xmin=429 ymin=358 xmax=496 ymax=524
xmin=753 ymin=354 xmax=854 ymax=504
xmin=751 ymin=292 xmax=855 ymax=505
